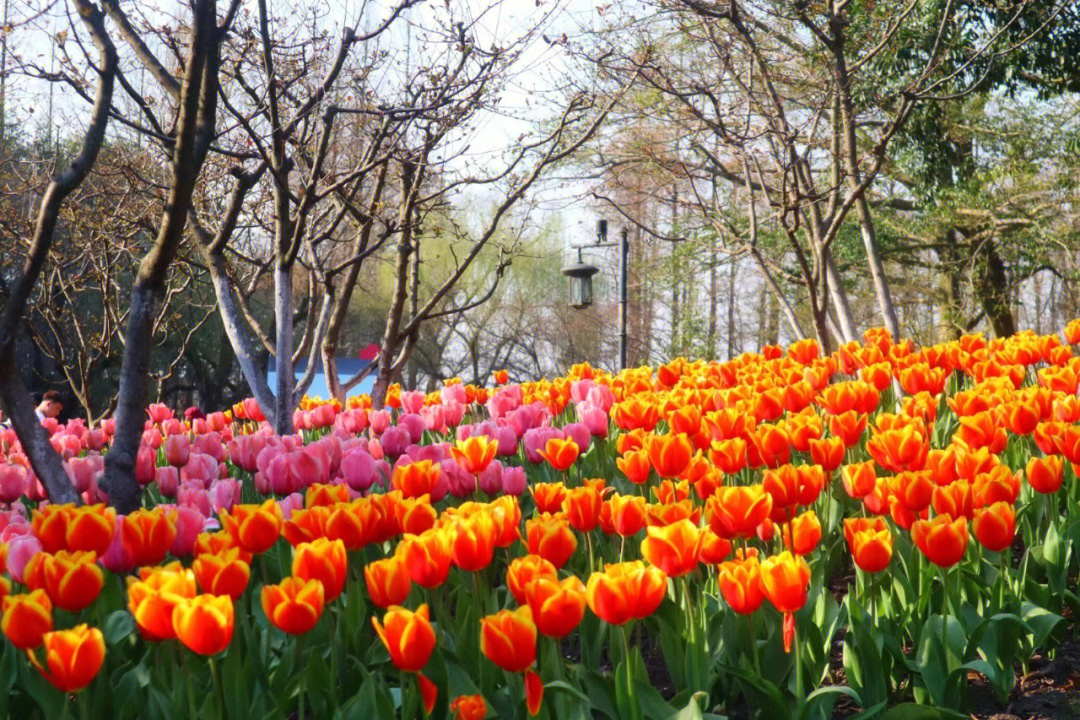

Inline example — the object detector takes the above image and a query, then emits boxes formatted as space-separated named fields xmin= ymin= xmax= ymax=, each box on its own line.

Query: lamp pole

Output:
xmin=617 ymin=227 xmax=628 ymax=371
xmin=564 ymin=219 xmax=629 ymax=371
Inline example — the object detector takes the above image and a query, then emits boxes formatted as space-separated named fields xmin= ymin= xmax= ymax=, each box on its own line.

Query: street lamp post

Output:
xmin=560 ymin=218 xmax=630 ymax=370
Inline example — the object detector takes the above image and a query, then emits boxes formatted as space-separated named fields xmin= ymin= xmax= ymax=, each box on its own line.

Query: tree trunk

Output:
xmin=102 ymin=0 xmax=218 ymax=513
xmin=973 ymin=239 xmax=1016 ymax=338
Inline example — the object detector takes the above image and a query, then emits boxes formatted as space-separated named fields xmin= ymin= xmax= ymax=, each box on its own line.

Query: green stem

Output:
xmin=747 ymin=613 xmax=761 ymax=675
xmin=296 ymin=634 xmax=306 ymax=720
xmin=209 ymin=656 xmax=227 ymax=720
xmin=793 ymin=621 xmax=803 ymax=704
xmin=180 ymin=649 xmax=198 ymax=720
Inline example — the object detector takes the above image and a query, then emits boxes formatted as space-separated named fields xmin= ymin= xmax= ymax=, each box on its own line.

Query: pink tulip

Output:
xmin=265 ymin=453 xmax=294 ymax=495
xmin=84 ymin=429 xmax=106 ymax=451
xmin=399 ymin=414 xmax=426 ymax=444
xmin=168 ymin=504 xmax=206 ymax=557
xmin=523 ymin=426 xmax=563 ymax=464
xmin=369 ymin=410 xmax=391 ymax=435
xmin=579 ymin=404 xmax=609 ymax=438
xmin=156 ymin=466 xmax=180 ymax=497
xmin=7 ymin=534 xmax=42 ymax=583
xmin=278 ymin=492 xmax=304 ymax=520
xmin=340 ymin=449 xmax=377 ymax=491
xmin=0 ymin=464 xmax=27 ymax=503
xmin=206 ymin=412 xmax=229 ymax=432
xmin=135 ymin=446 xmax=157 ymax=485
xmin=335 ymin=408 xmax=368 ymax=434
xmin=586 ymin=385 xmax=615 ymax=412
xmin=571 ymin=379 xmax=595 ymax=405
xmin=563 ymin=422 xmax=591 ymax=453
xmin=178 ymin=481 xmax=212 ymax=516
xmin=288 ymin=448 xmax=326 ymax=489
xmin=441 ymin=383 xmax=467 ymax=406
xmin=380 ymin=426 xmax=410 ymax=458
xmin=441 ymin=458 xmax=474 ymax=499
xmin=142 ymin=428 xmax=163 ymax=450
xmin=193 ymin=433 xmax=225 ymax=463
xmin=100 ymin=516 xmax=135 ymax=574
xmin=209 ymin=478 xmax=241 ymax=513
xmin=147 ymin=403 xmax=174 ymax=424
xmin=164 ymin=433 xmax=191 ymax=467
xmin=181 ymin=452 xmax=219 ymax=487
xmin=402 ymin=390 xmax=426 ymax=415
xmin=501 ymin=465 xmax=528 ymax=496
xmin=477 ymin=460 xmax=503 ymax=495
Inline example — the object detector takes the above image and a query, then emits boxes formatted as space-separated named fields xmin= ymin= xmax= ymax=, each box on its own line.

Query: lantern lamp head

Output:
xmin=561 ymin=248 xmax=599 ymax=308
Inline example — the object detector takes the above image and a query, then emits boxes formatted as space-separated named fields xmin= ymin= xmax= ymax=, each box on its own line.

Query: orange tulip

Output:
xmin=972 ymin=502 xmax=1016 ymax=553
xmin=1 ymin=590 xmax=53 ymax=649
xmin=585 ymin=561 xmax=668 ymax=625
xmin=65 ymin=504 xmax=117 ymax=555
xmin=841 ymin=462 xmax=877 ymax=499
xmin=707 ymin=437 xmax=748 ymax=474
xmin=392 ymin=460 xmax=443 ymax=499
xmin=973 ymin=466 xmax=1021 ymax=506
xmin=1003 ymin=400 xmax=1041 ymax=436
xmin=192 ymin=547 xmax=251 ymax=600
xmin=490 ymin=495 xmax=522 ymax=548
xmin=25 ymin=550 xmax=103 ymax=613
xmin=1026 ymin=456 xmax=1064 ymax=494
xmin=537 ymin=438 xmax=580 ymax=472
xmin=193 ymin=530 xmax=252 ymax=564
xmin=504 ymin=551 xmax=557 ymax=602
xmin=305 ymin=483 xmax=350 ymax=508
xmin=364 ymin=556 xmax=412 ymax=608
xmin=843 ymin=517 xmax=892 ymax=573
xmin=450 ymin=694 xmax=487 ymax=720
xmin=451 ymin=436 xmax=499 ymax=475
xmin=451 ymin=511 xmax=498 ymax=572
xmin=783 ymin=511 xmax=821 ymax=556
xmin=399 ymin=527 xmax=454 ymax=588
xmin=220 ymin=500 xmax=283 ymax=554
xmin=760 ymin=551 xmax=811 ymax=615
xmin=31 ymin=504 xmax=71 ymax=553
xmin=931 ymin=481 xmax=975 ymax=520
xmin=127 ymin=564 xmax=198 ymax=641
xmin=605 ymin=494 xmax=648 ymax=537
xmin=282 ymin=506 xmax=331 ymax=547
xmin=373 ymin=604 xmax=436 ymax=672
xmin=30 ymin=624 xmax=105 ymax=693
xmin=887 ymin=471 xmax=934 ymax=512
xmin=706 ymin=485 xmax=773 ymax=539
xmin=808 ymin=437 xmax=844 ymax=472
xmin=122 ymin=507 xmax=178 ymax=568
xmin=867 ymin=424 xmax=929 ymax=473
xmin=646 ymin=433 xmax=693 ymax=479
xmin=479 ymin=605 xmax=537 ymax=672
xmin=696 ymin=528 xmax=732 ymax=564
xmin=717 ymin=555 xmax=764 ymax=614
xmin=172 ymin=594 xmax=235 ymax=655
xmin=261 ymin=577 xmax=325 ymax=635
xmin=911 ymin=514 xmax=968 ymax=568
xmin=827 ymin=411 xmax=867 ymax=448
xmin=612 ymin=397 xmax=661 ymax=432
xmin=564 ymin=485 xmax=603 ymax=532
xmin=640 ymin=519 xmax=701 ymax=577
xmin=616 ymin=449 xmax=652 ymax=484
xmin=292 ymin=537 xmax=348 ymax=601
xmin=749 ymin=424 xmax=791 ymax=468
xmin=525 ymin=576 xmax=587 ymax=638
xmin=531 ymin=482 xmax=567 ymax=514
xmin=525 ymin=514 xmax=577 ymax=569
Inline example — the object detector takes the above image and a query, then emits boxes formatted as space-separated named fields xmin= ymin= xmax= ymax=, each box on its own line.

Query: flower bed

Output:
xmin=2 ymin=325 xmax=1080 ymax=719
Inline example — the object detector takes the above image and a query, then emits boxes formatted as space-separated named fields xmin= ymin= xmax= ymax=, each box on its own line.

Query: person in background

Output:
xmin=36 ymin=390 xmax=63 ymax=422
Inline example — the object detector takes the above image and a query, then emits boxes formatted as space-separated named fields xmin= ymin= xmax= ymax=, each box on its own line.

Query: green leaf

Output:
xmin=103 ymin=610 xmax=136 ymax=645
xmin=879 ymin=703 xmax=966 ymax=719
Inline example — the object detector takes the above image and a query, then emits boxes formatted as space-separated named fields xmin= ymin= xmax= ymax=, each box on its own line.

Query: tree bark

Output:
xmin=102 ymin=0 xmax=219 ymax=513
xmin=0 ymin=0 xmax=117 ymax=505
